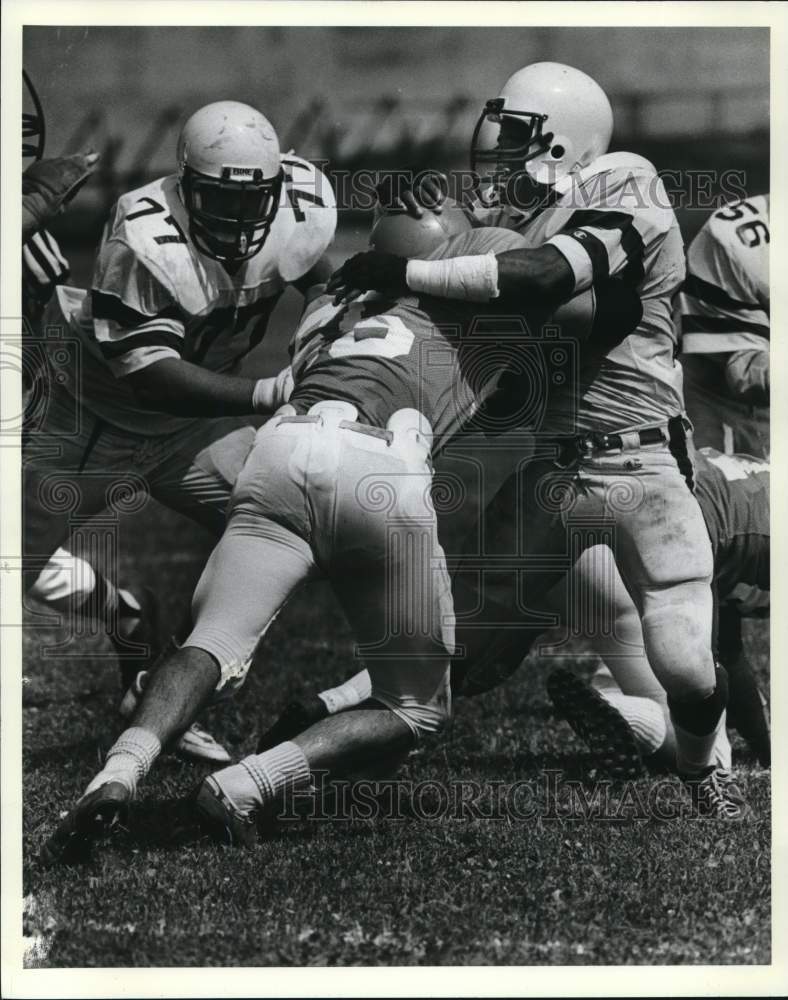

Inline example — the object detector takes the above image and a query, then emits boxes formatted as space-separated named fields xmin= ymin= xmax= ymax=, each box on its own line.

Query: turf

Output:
xmin=22 ymin=508 xmax=771 ymax=966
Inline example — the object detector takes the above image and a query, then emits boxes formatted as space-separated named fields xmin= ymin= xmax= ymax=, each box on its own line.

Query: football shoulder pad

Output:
xmin=103 ymin=176 xmax=203 ymax=302
xmin=558 ymin=150 xmax=659 ymax=206
xmin=277 ymin=155 xmax=337 ymax=282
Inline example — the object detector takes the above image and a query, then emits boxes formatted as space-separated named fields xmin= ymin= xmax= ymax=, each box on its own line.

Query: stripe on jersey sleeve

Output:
xmin=548 ymin=209 xmax=646 ymax=291
xmin=92 ymin=289 xmax=182 ymax=327
xmin=680 ymin=313 xmax=770 ymax=354
xmin=103 ymin=342 xmax=183 ymax=378
xmin=98 ymin=327 xmax=185 ymax=360
xmin=92 ymin=292 xmax=186 ymax=377
xmin=682 ymin=272 xmax=762 ymax=314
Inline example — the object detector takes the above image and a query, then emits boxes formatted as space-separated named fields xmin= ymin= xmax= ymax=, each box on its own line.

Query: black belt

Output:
xmin=553 ymin=416 xmax=688 ymax=468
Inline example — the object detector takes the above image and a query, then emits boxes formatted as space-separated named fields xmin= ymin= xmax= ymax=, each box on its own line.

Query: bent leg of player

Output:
xmin=41 ymin=502 xmax=318 ymax=864
xmin=551 ymin=544 xmax=736 ymax=773
xmin=542 ymin=545 xmax=667 ymax=777
xmin=599 ymin=445 xmax=745 ymax=815
xmin=574 ymin=545 xmax=671 ymax=759
xmin=199 ymin=405 xmax=453 ymax=844
xmin=112 ymin=417 xmax=257 ymax=762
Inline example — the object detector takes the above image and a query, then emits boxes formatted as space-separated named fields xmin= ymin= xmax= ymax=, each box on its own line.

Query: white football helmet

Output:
xmin=471 ymin=62 xmax=613 ymax=187
xmin=177 ymin=101 xmax=283 ymax=263
xmin=369 ymin=203 xmax=471 ymax=258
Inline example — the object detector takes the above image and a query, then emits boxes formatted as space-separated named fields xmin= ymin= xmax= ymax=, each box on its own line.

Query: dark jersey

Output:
xmin=288 ymin=290 xmax=502 ymax=451
xmin=695 ymin=447 xmax=769 ymax=616
xmin=288 ymin=228 xmax=534 ymax=454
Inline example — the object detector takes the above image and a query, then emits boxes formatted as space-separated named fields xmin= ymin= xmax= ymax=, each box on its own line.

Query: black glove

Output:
xmin=22 ymin=151 xmax=99 ymax=240
xmin=326 ymin=251 xmax=408 ymax=304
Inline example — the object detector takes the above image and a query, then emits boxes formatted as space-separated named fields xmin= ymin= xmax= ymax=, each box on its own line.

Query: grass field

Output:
xmin=22 ymin=501 xmax=771 ymax=968
xmin=20 ymin=227 xmax=771 ymax=967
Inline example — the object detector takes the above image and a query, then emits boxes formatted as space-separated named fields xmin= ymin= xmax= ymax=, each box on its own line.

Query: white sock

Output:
xmin=594 ymin=687 xmax=667 ymax=754
xmin=211 ymin=741 xmax=311 ymax=815
xmin=30 ymin=548 xmax=96 ymax=605
xmin=673 ymin=711 xmax=727 ymax=776
xmin=318 ymin=670 xmax=372 ymax=715
xmin=83 ymin=727 xmax=161 ymax=799
xmin=117 ymin=588 xmax=142 ymax=639
xmin=713 ymin=723 xmax=732 ymax=771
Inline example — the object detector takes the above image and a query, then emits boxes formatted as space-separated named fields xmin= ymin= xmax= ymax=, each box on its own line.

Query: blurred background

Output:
xmin=24 ymin=24 xmax=769 ymax=271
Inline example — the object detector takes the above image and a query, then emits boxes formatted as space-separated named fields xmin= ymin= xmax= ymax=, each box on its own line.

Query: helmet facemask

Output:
xmin=23 ymin=70 xmax=46 ymax=162
xmin=180 ymin=164 xmax=284 ymax=264
xmin=471 ymin=98 xmax=555 ymax=193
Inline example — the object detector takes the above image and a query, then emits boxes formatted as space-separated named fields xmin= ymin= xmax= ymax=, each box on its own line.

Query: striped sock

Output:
xmin=211 ymin=741 xmax=311 ymax=814
xmin=83 ymin=727 xmax=161 ymax=798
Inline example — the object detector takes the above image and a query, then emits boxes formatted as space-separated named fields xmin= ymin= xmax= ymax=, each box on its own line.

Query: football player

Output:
xmin=23 ymin=101 xmax=336 ymax=759
xmin=40 ymin=208 xmax=644 ymax=861
xmin=679 ymin=196 xmax=769 ymax=458
xmin=328 ymin=62 xmax=743 ymax=817
xmin=546 ymin=445 xmax=769 ymax=775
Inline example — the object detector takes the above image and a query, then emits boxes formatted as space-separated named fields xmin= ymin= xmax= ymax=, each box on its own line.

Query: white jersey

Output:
xmin=469 ymin=152 xmax=686 ymax=434
xmin=57 ymin=155 xmax=336 ymax=435
xmin=679 ymin=195 xmax=769 ymax=355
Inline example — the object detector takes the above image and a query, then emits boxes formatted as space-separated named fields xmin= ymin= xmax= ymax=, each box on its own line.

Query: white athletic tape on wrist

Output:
xmin=406 ymin=254 xmax=500 ymax=302
xmin=251 ymin=378 xmax=273 ymax=414
xmin=252 ymin=368 xmax=294 ymax=414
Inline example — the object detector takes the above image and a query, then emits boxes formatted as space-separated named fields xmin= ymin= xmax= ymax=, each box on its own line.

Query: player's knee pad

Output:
xmin=29 ymin=547 xmax=96 ymax=606
xmin=368 ymin=663 xmax=452 ymax=740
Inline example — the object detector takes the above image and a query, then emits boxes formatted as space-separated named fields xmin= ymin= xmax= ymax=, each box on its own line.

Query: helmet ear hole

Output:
xmin=551 ymin=144 xmax=565 ymax=159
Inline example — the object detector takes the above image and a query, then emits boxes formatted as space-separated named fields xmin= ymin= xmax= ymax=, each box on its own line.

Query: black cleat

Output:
xmin=547 ymin=668 xmax=646 ymax=780
xmin=256 ymin=696 xmax=329 ymax=753
xmin=40 ymin=781 xmax=131 ymax=867
xmin=193 ymin=776 xmax=259 ymax=848
xmin=111 ymin=586 xmax=163 ymax=693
